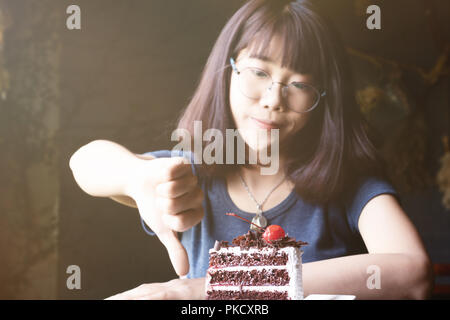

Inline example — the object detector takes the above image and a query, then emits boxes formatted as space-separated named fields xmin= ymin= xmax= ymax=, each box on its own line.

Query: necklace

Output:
xmin=238 ymin=172 xmax=286 ymax=230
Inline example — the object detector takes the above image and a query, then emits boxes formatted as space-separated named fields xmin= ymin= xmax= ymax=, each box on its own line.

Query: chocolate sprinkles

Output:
xmin=227 ymin=230 xmax=308 ymax=250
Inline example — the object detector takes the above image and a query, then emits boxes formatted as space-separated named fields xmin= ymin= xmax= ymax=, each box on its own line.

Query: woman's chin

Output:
xmin=239 ymin=130 xmax=280 ymax=150
xmin=245 ymin=142 xmax=272 ymax=153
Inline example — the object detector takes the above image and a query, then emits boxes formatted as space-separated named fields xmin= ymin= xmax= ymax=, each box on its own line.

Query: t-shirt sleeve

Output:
xmin=137 ymin=150 xmax=197 ymax=236
xmin=345 ymin=177 xmax=400 ymax=234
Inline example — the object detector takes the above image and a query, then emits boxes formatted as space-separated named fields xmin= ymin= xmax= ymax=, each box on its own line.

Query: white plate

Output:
xmin=304 ymin=294 xmax=356 ymax=300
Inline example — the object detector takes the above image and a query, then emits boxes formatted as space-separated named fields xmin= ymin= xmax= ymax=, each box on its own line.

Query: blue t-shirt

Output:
xmin=141 ymin=150 xmax=398 ymax=279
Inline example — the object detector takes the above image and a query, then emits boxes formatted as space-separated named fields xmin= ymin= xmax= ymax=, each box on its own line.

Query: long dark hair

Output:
xmin=177 ymin=0 xmax=387 ymax=204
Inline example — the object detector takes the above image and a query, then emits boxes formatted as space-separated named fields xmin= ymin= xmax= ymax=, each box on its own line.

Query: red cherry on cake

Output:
xmin=263 ymin=225 xmax=285 ymax=242
xmin=225 ymin=213 xmax=286 ymax=242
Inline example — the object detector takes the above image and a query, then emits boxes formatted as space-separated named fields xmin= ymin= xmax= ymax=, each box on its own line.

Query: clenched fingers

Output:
xmin=155 ymin=187 xmax=203 ymax=215
xmin=162 ymin=208 xmax=204 ymax=232
xmin=153 ymin=156 xmax=192 ymax=183
xmin=155 ymin=174 xmax=198 ymax=199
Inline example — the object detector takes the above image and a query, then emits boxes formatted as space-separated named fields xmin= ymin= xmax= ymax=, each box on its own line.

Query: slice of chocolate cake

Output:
xmin=205 ymin=220 xmax=307 ymax=300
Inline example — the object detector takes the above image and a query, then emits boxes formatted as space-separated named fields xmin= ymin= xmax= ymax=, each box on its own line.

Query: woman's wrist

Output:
xmin=122 ymin=156 xmax=151 ymax=199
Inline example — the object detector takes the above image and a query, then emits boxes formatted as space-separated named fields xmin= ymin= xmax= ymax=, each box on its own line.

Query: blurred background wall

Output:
xmin=0 ymin=0 xmax=448 ymax=299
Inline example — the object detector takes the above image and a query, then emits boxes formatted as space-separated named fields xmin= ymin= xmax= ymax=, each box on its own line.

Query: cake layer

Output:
xmin=209 ymin=247 xmax=292 ymax=268
xmin=208 ymin=268 xmax=289 ymax=286
xmin=209 ymin=265 xmax=287 ymax=271
xmin=209 ymin=251 xmax=288 ymax=267
xmin=208 ymin=285 xmax=290 ymax=291
xmin=206 ymin=289 xmax=289 ymax=300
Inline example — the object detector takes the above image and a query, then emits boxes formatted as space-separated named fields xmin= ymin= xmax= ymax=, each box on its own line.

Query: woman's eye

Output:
xmin=292 ymin=82 xmax=308 ymax=90
xmin=250 ymin=69 xmax=269 ymax=78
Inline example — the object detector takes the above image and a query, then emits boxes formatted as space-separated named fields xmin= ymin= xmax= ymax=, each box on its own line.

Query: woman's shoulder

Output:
xmin=341 ymin=175 xmax=399 ymax=232
xmin=353 ymin=176 xmax=396 ymax=195
xmin=343 ymin=176 xmax=398 ymax=205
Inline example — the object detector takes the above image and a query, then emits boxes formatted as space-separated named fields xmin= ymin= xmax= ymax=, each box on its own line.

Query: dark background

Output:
xmin=0 ymin=0 xmax=448 ymax=299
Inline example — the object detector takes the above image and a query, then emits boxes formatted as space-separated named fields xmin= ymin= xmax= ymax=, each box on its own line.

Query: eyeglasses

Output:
xmin=230 ymin=57 xmax=326 ymax=113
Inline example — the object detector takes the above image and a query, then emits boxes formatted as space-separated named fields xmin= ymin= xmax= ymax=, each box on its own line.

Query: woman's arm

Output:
xmin=303 ymin=194 xmax=433 ymax=299
xmin=69 ymin=140 xmax=144 ymax=198
xmin=70 ymin=140 xmax=156 ymax=207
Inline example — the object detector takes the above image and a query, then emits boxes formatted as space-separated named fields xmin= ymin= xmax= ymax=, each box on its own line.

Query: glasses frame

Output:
xmin=230 ymin=57 xmax=326 ymax=114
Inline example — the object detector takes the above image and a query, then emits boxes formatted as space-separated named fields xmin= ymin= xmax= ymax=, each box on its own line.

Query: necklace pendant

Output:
xmin=251 ymin=214 xmax=267 ymax=230
xmin=256 ymin=205 xmax=263 ymax=215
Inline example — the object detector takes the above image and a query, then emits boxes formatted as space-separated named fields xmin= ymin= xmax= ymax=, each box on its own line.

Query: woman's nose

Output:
xmin=260 ymin=82 xmax=286 ymax=111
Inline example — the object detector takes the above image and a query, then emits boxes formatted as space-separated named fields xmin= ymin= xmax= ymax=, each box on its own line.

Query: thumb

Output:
xmin=157 ymin=229 xmax=190 ymax=277
xmin=134 ymin=194 xmax=190 ymax=277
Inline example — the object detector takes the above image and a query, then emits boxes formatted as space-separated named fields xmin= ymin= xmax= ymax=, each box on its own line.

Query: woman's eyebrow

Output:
xmin=248 ymin=53 xmax=274 ymax=63
xmin=245 ymin=53 xmax=312 ymax=81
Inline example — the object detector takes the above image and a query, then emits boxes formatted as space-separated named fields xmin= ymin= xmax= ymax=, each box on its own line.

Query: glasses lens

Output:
xmin=286 ymin=83 xmax=320 ymax=113
xmin=237 ymin=67 xmax=321 ymax=113
xmin=238 ymin=68 xmax=272 ymax=99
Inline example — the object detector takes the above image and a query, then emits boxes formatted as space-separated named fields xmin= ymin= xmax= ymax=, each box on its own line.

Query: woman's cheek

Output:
xmin=229 ymin=97 xmax=251 ymax=130
xmin=291 ymin=115 xmax=310 ymax=132
xmin=281 ymin=115 xmax=309 ymax=140
xmin=229 ymin=77 xmax=244 ymax=121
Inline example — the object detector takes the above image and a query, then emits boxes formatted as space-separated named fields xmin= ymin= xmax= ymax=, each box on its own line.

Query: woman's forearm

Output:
xmin=69 ymin=140 xmax=143 ymax=197
xmin=302 ymin=253 xmax=433 ymax=299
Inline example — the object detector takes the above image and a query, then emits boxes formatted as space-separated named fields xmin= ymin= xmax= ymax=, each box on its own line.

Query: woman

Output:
xmin=70 ymin=0 xmax=433 ymax=299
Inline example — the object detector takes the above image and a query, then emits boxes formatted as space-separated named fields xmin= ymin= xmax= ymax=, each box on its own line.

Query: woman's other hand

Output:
xmin=105 ymin=277 xmax=206 ymax=300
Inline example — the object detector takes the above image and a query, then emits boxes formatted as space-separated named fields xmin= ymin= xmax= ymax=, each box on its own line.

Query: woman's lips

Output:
xmin=250 ymin=117 xmax=280 ymax=130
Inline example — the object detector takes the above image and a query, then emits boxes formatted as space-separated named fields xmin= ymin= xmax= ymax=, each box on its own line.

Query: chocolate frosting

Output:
xmin=219 ymin=230 xmax=308 ymax=250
